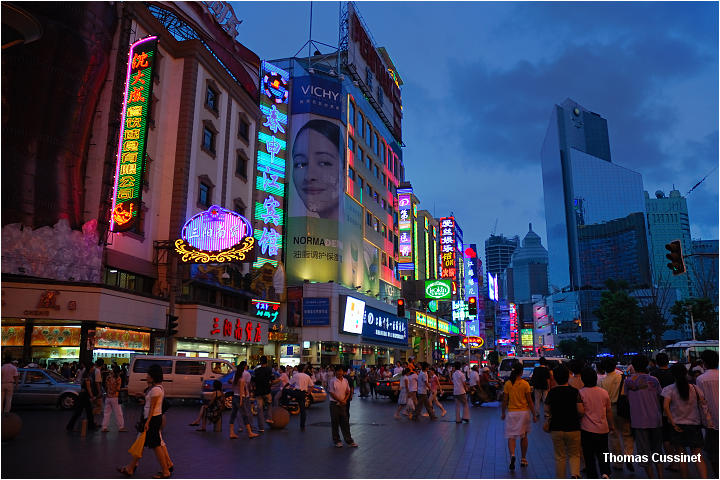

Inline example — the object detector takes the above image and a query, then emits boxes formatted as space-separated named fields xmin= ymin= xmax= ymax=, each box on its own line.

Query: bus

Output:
xmin=661 ymin=340 xmax=719 ymax=366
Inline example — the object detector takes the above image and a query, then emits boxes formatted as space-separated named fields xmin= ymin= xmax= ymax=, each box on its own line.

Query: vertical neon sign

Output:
xmin=110 ymin=36 xmax=158 ymax=233
xmin=397 ymin=187 xmax=413 ymax=270
xmin=253 ymin=61 xmax=289 ymax=269
xmin=439 ymin=217 xmax=456 ymax=279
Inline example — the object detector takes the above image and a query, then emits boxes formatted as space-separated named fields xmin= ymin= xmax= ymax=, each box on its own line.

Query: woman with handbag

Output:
xmin=118 ymin=364 xmax=172 ymax=478
xmin=544 ymin=365 xmax=583 ymax=479
xmin=661 ymin=363 xmax=712 ymax=479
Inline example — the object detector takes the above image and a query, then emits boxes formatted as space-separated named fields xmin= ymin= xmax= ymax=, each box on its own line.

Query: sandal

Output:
xmin=152 ymin=472 xmax=171 ymax=479
xmin=520 ymin=459 xmax=528 ymax=468
xmin=117 ymin=466 xmax=135 ymax=477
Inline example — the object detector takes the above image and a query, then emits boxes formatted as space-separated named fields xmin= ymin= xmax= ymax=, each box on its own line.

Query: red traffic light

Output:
xmin=468 ymin=297 xmax=476 ymax=305
xmin=397 ymin=298 xmax=405 ymax=306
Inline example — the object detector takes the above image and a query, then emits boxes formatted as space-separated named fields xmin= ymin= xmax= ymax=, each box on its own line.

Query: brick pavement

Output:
xmin=0 ymin=397 xmax=702 ymax=479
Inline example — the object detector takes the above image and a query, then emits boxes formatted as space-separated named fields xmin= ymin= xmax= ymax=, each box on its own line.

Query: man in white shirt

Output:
xmin=393 ymin=363 xmax=403 ymax=376
xmin=1 ymin=356 xmax=19 ymax=413
xmin=452 ymin=362 xmax=470 ymax=423
xmin=287 ymin=363 xmax=314 ymax=431
xmin=696 ymin=350 xmax=719 ymax=477
xmin=328 ymin=365 xmax=357 ymax=448
xmin=415 ymin=362 xmax=437 ymax=420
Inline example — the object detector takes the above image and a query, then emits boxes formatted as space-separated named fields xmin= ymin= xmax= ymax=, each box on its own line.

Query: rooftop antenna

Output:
xmin=491 ymin=218 xmax=498 ymax=236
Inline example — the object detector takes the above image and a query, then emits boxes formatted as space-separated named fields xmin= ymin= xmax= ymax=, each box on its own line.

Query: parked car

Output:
xmin=13 ymin=368 xmax=80 ymax=409
xmin=128 ymin=356 xmax=235 ymax=400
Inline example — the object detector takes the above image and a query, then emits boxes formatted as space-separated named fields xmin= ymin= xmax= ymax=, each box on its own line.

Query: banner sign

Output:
xmin=110 ymin=36 xmax=158 ymax=232
xmin=291 ymin=75 xmax=342 ymax=119
xmin=303 ymin=297 xmax=331 ymax=326
xmin=362 ymin=304 xmax=407 ymax=346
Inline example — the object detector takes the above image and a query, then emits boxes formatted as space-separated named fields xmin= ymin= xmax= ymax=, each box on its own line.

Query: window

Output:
xmin=382 ymin=252 xmax=387 ymax=266
xmin=366 ymin=67 xmax=373 ymax=90
xmin=366 ymin=121 xmax=372 ymax=144
xmin=133 ymin=359 xmax=172 ymax=374
xmin=348 ymin=167 xmax=355 ymax=180
xmin=382 ymin=224 xmax=387 ymax=237
xmin=374 ymin=133 xmax=379 ymax=156
xmin=234 ymin=198 xmax=246 ymax=217
xmin=212 ymin=362 xmax=232 ymax=375
xmin=366 ymin=154 xmax=372 ymax=171
xmin=377 ymin=86 xmax=384 ymax=106
xmin=360 ymin=115 xmax=365 ymax=139
xmin=366 ymin=184 xmax=372 ymax=197
xmin=381 ymin=173 xmax=386 ymax=189
xmin=348 ymin=136 xmax=355 ymax=156
xmin=374 ymin=164 xmax=379 ymax=178
xmin=350 ymin=102 xmax=356 ymax=129
xmin=236 ymin=151 xmax=248 ymax=179
xmin=381 ymin=198 xmax=386 ymax=210
xmin=373 ymin=191 xmax=378 ymax=203
xmin=198 ymin=179 xmax=212 ymax=208
xmin=374 ymin=216 xmax=380 ymax=232
xmin=202 ymin=127 xmax=215 ymax=154
xmin=238 ymin=116 xmax=250 ymax=141
xmin=369 ymin=128 xmax=374 ymax=150
xmin=24 ymin=371 xmax=48 ymax=384
xmin=175 ymin=361 xmax=206 ymax=375
xmin=206 ymin=85 xmax=218 ymax=112
xmin=366 ymin=211 xmax=372 ymax=227
xmin=359 ymin=177 xmax=364 ymax=189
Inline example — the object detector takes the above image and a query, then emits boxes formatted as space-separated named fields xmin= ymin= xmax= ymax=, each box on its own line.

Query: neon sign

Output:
xmin=253 ymin=61 xmax=289 ymax=269
xmin=487 ymin=272 xmax=498 ymax=301
xmin=509 ymin=303 xmax=519 ymax=344
xmin=175 ymin=205 xmax=255 ymax=263
xmin=210 ymin=317 xmax=265 ymax=343
xmin=398 ymin=188 xmax=413 ymax=270
xmin=462 ymin=336 xmax=484 ymax=348
xmin=252 ymin=299 xmax=280 ymax=323
xmin=521 ymin=328 xmax=533 ymax=352
xmin=110 ymin=36 xmax=157 ymax=232
xmin=425 ymin=279 xmax=452 ymax=300
xmin=439 ymin=217 xmax=456 ymax=279
xmin=464 ymin=244 xmax=480 ymax=308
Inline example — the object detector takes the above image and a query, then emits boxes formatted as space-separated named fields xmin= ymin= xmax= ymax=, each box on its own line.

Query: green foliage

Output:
xmin=595 ymin=279 xmax=648 ymax=355
xmin=487 ymin=350 xmax=499 ymax=366
xmin=670 ymin=297 xmax=718 ymax=340
xmin=641 ymin=304 xmax=668 ymax=350
xmin=557 ymin=336 xmax=596 ymax=360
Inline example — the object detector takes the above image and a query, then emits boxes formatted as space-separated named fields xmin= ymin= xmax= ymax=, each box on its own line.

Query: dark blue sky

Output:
xmin=232 ymin=1 xmax=718 ymax=248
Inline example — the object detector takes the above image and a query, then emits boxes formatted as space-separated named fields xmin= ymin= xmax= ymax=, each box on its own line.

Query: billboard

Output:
xmin=342 ymin=296 xmax=365 ymax=334
xmin=463 ymin=245 xmax=480 ymax=304
xmin=509 ymin=302 xmax=519 ymax=344
xmin=439 ymin=217 xmax=457 ymax=279
xmin=425 ymin=279 xmax=452 ymax=300
xmin=303 ymin=297 xmax=331 ymax=326
xmin=174 ymin=205 xmax=255 ymax=263
xmin=110 ymin=36 xmax=157 ymax=233
xmin=362 ymin=305 xmax=407 ymax=346
xmin=521 ymin=328 xmax=533 ymax=352
xmin=291 ymin=75 xmax=342 ymax=119
xmin=487 ymin=272 xmax=499 ymax=301
xmin=397 ymin=188 xmax=413 ymax=269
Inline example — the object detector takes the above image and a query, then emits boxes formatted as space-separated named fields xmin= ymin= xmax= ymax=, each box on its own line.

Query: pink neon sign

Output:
xmin=181 ymin=205 xmax=253 ymax=252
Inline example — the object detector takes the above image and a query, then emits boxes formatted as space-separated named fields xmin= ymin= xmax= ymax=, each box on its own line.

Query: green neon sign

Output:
xmin=425 ymin=279 xmax=452 ymax=300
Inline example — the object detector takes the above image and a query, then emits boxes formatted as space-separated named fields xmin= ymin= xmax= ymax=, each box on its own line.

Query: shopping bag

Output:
xmin=128 ymin=432 xmax=146 ymax=458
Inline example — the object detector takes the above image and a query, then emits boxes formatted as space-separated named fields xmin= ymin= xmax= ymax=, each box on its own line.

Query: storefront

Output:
xmin=174 ymin=304 xmax=270 ymax=366
xmin=1 ymin=281 xmax=167 ymax=366
xmin=413 ymin=311 xmax=459 ymax=363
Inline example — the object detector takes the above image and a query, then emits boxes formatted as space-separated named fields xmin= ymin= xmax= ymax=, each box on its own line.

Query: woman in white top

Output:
xmin=394 ymin=368 xmax=410 ymax=419
xmin=229 ymin=362 xmax=259 ymax=440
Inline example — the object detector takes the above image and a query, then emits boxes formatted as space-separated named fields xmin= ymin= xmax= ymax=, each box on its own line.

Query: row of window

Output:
xmin=205 ymin=84 xmax=251 ymax=142
xmin=197 ymin=178 xmax=246 ymax=216
xmin=348 ymin=100 xmax=403 ymax=181
xmin=349 ymin=168 xmax=396 ymax=218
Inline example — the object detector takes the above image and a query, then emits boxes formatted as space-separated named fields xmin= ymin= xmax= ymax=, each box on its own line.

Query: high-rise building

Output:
xmin=691 ymin=239 xmax=719 ymax=303
xmin=645 ymin=190 xmax=694 ymax=299
xmin=506 ymin=223 xmax=549 ymax=305
xmin=485 ymin=234 xmax=519 ymax=282
xmin=541 ymin=98 xmax=651 ymax=344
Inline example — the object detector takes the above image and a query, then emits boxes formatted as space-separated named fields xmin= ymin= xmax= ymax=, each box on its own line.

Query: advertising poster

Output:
xmin=340 ymin=195 xmax=364 ymax=289
xmin=286 ymin=286 xmax=303 ymax=327
xmin=286 ymin=108 xmax=345 ymax=285
xmin=303 ymin=297 xmax=331 ymax=326
xmin=362 ymin=305 xmax=408 ymax=346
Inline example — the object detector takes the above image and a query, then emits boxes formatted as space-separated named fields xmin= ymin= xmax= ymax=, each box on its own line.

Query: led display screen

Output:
xmin=342 ymin=296 xmax=365 ymax=334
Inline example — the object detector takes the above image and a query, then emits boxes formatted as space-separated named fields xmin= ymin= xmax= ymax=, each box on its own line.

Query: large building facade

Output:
xmin=541 ymin=98 xmax=651 ymax=344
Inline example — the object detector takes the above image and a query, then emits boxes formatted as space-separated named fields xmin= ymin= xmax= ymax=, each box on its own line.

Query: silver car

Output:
xmin=14 ymin=368 xmax=81 ymax=409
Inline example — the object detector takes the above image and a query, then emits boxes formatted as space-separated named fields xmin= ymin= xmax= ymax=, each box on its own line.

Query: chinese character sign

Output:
xmin=110 ymin=36 xmax=157 ymax=233
xmin=439 ymin=217 xmax=457 ymax=279
xmin=252 ymin=299 xmax=281 ymax=323
xmin=509 ymin=303 xmax=519 ymax=344
xmin=253 ymin=61 xmax=289 ymax=271
xmin=397 ymin=189 xmax=414 ymax=268
xmin=175 ymin=205 xmax=255 ymax=263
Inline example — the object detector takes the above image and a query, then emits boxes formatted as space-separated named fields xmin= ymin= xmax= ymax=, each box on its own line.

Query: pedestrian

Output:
xmin=359 ymin=363 xmax=369 ymax=398
xmin=624 ymin=355 xmax=664 ymax=479
xmin=415 ymin=362 xmax=437 ymax=420
xmin=368 ymin=366 xmax=378 ymax=399
xmin=117 ymin=364 xmax=172 ymax=478
xmin=1 ymin=356 xmax=19 ymax=414
xmin=344 ymin=366 xmax=355 ymax=419
xmin=428 ymin=367 xmax=447 ymax=416
xmin=229 ymin=361 xmax=259 ymax=439
xmin=468 ymin=365 xmax=480 ymax=405
xmin=407 ymin=367 xmax=418 ymax=419
xmin=502 ymin=362 xmax=536 ymax=470
xmin=531 ymin=357 xmax=551 ymax=415
xmin=579 ymin=366 xmax=613 ymax=479
xmin=662 ymin=363 xmax=712 ymax=479
xmin=696 ymin=350 xmax=719 ymax=477
xmin=196 ymin=380 xmax=224 ymax=432
xmin=544 ymin=365 xmax=582 ymax=479
xmin=67 ymin=366 xmax=98 ymax=432
xmin=652 ymin=352 xmax=678 ymax=469
xmin=598 ymin=357 xmax=634 ymax=473
xmin=568 ymin=359 xmax=585 ymax=391
xmin=452 ymin=361 xmax=470 ymax=424
xmin=74 ymin=361 xmax=86 ymax=384
xmin=394 ymin=368 xmax=410 ymax=419
xmin=101 ymin=364 xmax=126 ymax=432
xmin=60 ymin=362 xmax=72 ymax=380
xmin=328 ymin=365 xmax=357 ymax=448
xmin=272 ymin=365 xmax=289 ymax=407
xmin=287 ymin=363 xmax=313 ymax=431
xmin=393 ymin=362 xmax=403 ymax=376
xmin=251 ymin=355 xmax=274 ymax=431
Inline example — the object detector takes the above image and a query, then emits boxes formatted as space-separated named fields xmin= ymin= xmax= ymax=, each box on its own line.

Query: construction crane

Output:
xmin=491 ymin=218 xmax=498 ymax=236
xmin=686 ymin=166 xmax=717 ymax=197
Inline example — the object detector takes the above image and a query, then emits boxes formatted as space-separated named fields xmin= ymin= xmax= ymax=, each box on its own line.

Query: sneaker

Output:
xmin=335 ymin=442 xmax=343 ymax=448
xmin=348 ymin=442 xmax=358 ymax=447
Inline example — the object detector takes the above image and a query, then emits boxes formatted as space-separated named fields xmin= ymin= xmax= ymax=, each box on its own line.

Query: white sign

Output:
xmin=342 ymin=297 xmax=365 ymax=334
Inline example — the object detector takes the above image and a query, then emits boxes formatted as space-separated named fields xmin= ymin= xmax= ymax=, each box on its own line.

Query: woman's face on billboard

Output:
xmin=292 ymin=126 xmax=340 ymax=218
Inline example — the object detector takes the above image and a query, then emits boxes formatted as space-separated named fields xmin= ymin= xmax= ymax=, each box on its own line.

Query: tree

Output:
xmin=641 ymin=304 xmax=668 ymax=350
xmin=557 ymin=336 xmax=596 ymax=360
xmin=487 ymin=350 xmax=499 ymax=367
xmin=670 ymin=297 xmax=718 ymax=340
xmin=595 ymin=279 xmax=649 ymax=356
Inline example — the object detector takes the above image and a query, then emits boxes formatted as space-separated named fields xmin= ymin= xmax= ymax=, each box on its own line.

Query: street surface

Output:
xmin=0 ymin=396 xmax=697 ymax=479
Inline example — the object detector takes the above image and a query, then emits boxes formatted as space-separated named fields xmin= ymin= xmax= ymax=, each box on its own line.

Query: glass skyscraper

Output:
xmin=541 ymin=99 xmax=651 ymax=343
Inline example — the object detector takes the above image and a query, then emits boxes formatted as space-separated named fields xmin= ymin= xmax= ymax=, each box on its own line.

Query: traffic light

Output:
xmin=665 ymin=240 xmax=686 ymax=275
xmin=167 ymin=314 xmax=179 ymax=336
xmin=468 ymin=297 xmax=477 ymax=317
xmin=396 ymin=298 xmax=405 ymax=317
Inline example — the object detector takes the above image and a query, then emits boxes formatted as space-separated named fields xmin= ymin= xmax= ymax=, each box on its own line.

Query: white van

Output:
xmin=498 ymin=356 xmax=567 ymax=383
xmin=128 ymin=356 xmax=235 ymax=399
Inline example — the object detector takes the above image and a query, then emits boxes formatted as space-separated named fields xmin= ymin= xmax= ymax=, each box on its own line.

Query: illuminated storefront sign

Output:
xmin=463 ymin=245 xmax=480 ymax=309
xmin=415 ymin=311 xmax=437 ymax=330
xmin=425 ymin=279 xmax=451 ymax=300
xmin=439 ymin=217 xmax=457 ymax=279
xmin=110 ymin=36 xmax=158 ymax=233
xmin=398 ymin=188 xmax=413 ymax=270
xmin=452 ymin=300 xmax=468 ymax=322
xmin=210 ymin=317 xmax=267 ymax=344
xmin=362 ymin=305 xmax=407 ymax=346
xmin=462 ymin=336 xmax=484 ymax=348
xmin=253 ymin=61 xmax=289 ymax=270
xmin=487 ymin=272 xmax=498 ymax=301
xmin=94 ymin=328 xmax=150 ymax=351
xmin=175 ymin=205 xmax=255 ymax=263
xmin=252 ymin=299 xmax=281 ymax=323
xmin=1 ymin=326 xmax=25 ymax=346
xmin=509 ymin=303 xmax=519 ymax=344
xmin=521 ymin=328 xmax=533 ymax=352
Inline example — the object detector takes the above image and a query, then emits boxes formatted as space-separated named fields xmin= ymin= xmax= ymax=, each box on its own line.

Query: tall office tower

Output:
xmin=691 ymin=239 xmax=719 ymax=302
xmin=645 ymin=189 xmax=694 ymax=299
xmin=541 ymin=98 xmax=651 ymax=343
xmin=485 ymin=234 xmax=519 ymax=277
xmin=506 ymin=224 xmax=549 ymax=305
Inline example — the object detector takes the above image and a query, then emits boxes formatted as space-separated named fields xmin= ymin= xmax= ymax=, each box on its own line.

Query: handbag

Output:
xmin=135 ymin=415 xmax=146 ymax=433
xmin=128 ymin=432 xmax=146 ymax=458
xmin=616 ymin=374 xmax=631 ymax=420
